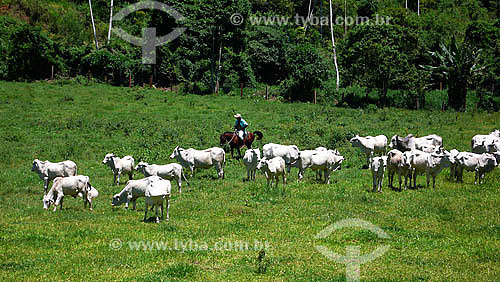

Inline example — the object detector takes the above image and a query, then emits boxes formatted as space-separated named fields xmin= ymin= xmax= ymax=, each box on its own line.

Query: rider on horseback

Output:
xmin=234 ymin=114 xmax=248 ymax=140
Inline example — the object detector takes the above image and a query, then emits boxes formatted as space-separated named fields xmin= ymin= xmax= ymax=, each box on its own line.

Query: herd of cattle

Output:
xmin=30 ymin=129 xmax=500 ymax=222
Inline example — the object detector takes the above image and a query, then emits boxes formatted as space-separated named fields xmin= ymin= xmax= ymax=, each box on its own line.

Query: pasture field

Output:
xmin=0 ymin=81 xmax=499 ymax=281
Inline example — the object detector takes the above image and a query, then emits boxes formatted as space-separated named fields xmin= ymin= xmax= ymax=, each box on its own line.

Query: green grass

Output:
xmin=0 ymin=80 xmax=499 ymax=281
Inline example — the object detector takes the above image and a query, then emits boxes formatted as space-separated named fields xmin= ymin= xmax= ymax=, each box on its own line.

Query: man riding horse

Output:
xmin=234 ymin=113 xmax=248 ymax=140
xmin=219 ymin=114 xmax=263 ymax=159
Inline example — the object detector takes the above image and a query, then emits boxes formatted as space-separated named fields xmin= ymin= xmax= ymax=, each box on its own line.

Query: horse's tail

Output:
xmin=253 ymin=131 xmax=263 ymax=140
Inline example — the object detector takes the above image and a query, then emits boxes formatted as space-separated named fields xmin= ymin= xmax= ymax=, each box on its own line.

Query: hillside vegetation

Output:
xmin=0 ymin=81 xmax=499 ymax=280
xmin=0 ymin=0 xmax=499 ymax=111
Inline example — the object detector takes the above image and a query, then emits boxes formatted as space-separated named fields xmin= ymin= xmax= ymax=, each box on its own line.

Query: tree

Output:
xmin=342 ymin=24 xmax=421 ymax=106
xmin=421 ymin=38 xmax=487 ymax=111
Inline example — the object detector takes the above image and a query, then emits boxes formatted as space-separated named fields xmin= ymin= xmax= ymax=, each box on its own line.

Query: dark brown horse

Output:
xmin=219 ymin=131 xmax=263 ymax=159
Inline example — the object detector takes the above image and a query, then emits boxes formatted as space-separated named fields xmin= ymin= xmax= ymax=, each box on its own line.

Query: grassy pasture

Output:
xmin=0 ymin=81 xmax=499 ymax=281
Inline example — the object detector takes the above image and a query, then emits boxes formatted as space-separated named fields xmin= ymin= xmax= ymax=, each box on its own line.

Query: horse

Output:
xmin=219 ymin=130 xmax=263 ymax=159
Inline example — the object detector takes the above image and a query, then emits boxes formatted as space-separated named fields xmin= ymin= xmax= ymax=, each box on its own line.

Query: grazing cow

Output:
xmin=170 ymin=146 xmax=225 ymax=179
xmin=350 ymin=135 xmax=387 ymax=167
xmin=389 ymin=134 xmax=443 ymax=152
xmin=295 ymin=149 xmax=343 ymax=184
xmin=31 ymin=159 xmax=78 ymax=194
xmin=135 ymin=162 xmax=189 ymax=193
xmin=144 ymin=179 xmax=171 ymax=223
xmin=111 ymin=176 xmax=162 ymax=210
xmin=43 ymin=175 xmax=98 ymax=211
xmin=407 ymin=150 xmax=451 ymax=190
xmin=370 ymin=156 xmax=387 ymax=192
xmin=262 ymin=143 xmax=300 ymax=174
xmin=102 ymin=153 xmax=135 ymax=185
xmin=243 ymin=149 xmax=261 ymax=181
xmin=256 ymin=157 xmax=286 ymax=187
xmin=455 ymin=152 xmax=498 ymax=184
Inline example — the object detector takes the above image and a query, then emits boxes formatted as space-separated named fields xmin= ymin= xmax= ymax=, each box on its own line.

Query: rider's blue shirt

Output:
xmin=235 ymin=119 xmax=248 ymax=131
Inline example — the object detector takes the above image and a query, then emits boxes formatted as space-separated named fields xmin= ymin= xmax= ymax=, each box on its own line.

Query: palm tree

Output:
xmin=421 ymin=38 xmax=486 ymax=111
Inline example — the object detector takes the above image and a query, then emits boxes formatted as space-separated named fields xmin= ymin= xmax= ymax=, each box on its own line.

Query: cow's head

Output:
xmin=31 ymin=159 xmax=40 ymax=172
xmin=389 ymin=135 xmax=398 ymax=149
xmin=170 ymin=146 xmax=181 ymax=159
xmin=102 ymin=153 xmax=115 ymax=164
xmin=111 ymin=192 xmax=127 ymax=207
xmin=490 ymin=130 xmax=500 ymax=138
xmin=349 ymin=135 xmax=361 ymax=147
xmin=256 ymin=158 xmax=269 ymax=171
xmin=480 ymin=154 xmax=498 ymax=171
xmin=43 ymin=194 xmax=55 ymax=210
xmin=135 ymin=161 xmax=148 ymax=172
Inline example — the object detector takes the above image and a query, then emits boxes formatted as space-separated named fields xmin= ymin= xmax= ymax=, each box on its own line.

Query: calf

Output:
xmin=111 ymin=176 xmax=162 ymax=210
xmin=256 ymin=157 xmax=287 ymax=187
xmin=243 ymin=149 xmax=261 ymax=181
xmin=170 ymin=146 xmax=225 ymax=179
xmin=370 ymin=156 xmax=388 ymax=192
xmin=135 ymin=162 xmax=189 ymax=193
xmin=43 ymin=175 xmax=98 ymax=211
xmin=102 ymin=153 xmax=135 ymax=185
xmin=262 ymin=143 xmax=300 ymax=174
xmin=31 ymin=159 xmax=78 ymax=194
xmin=144 ymin=179 xmax=171 ymax=223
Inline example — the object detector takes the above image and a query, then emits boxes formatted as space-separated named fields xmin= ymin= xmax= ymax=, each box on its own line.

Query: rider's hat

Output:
xmin=234 ymin=113 xmax=242 ymax=118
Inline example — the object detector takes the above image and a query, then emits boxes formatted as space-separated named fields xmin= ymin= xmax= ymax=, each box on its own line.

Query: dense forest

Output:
xmin=0 ymin=0 xmax=499 ymax=111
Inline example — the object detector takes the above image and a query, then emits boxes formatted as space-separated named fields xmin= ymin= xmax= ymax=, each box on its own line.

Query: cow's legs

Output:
xmin=283 ymin=172 xmax=287 ymax=185
xmin=155 ymin=205 xmax=159 ymax=223
xmin=116 ymin=171 xmax=121 ymax=185
xmin=129 ymin=172 xmax=133 ymax=180
xmin=54 ymin=193 xmax=64 ymax=212
xmin=143 ymin=202 xmax=149 ymax=222
xmin=237 ymin=148 xmax=242 ymax=160
xmin=166 ymin=196 xmax=170 ymax=221
xmin=426 ymin=172 xmax=430 ymax=188
xmin=413 ymin=171 xmax=417 ymax=189
xmin=44 ymin=177 xmax=49 ymax=194
xmin=372 ymin=172 xmax=377 ymax=192
xmin=160 ymin=202 xmax=164 ymax=221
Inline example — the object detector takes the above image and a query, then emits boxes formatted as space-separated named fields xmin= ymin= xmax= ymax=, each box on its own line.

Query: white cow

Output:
xmin=455 ymin=152 xmax=498 ymax=184
xmin=111 ymin=176 xmax=162 ymax=210
xmin=135 ymin=162 xmax=189 ymax=193
xmin=31 ymin=159 xmax=78 ymax=194
xmin=407 ymin=150 xmax=451 ymax=190
xmin=350 ymin=135 xmax=387 ymax=167
xmin=243 ymin=149 xmax=261 ymax=181
xmin=296 ymin=149 xmax=343 ymax=184
xmin=262 ymin=143 xmax=300 ymax=173
xmin=471 ymin=134 xmax=500 ymax=154
xmin=170 ymin=146 xmax=225 ymax=179
xmin=102 ymin=153 xmax=135 ymax=185
xmin=256 ymin=157 xmax=287 ymax=187
xmin=389 ymin=134 xmax=443 ymax=152
xmin=370 ymin=156 xmax=387 ymax=192
xmin=43 ymin=175 xmax=98 ymax=211
xmin=144 ymin=179 xmax=171 ymax=223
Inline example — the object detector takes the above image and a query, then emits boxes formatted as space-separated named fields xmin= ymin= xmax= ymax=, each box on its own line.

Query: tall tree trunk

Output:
xmin=344 ymin=0 xmax=347 ymax=37
xmin=448 ymin=78 xmax=467 ymax=111
xmin=329 ymin=0 xmax=340 ymax=90
xmin=215 ymin=27 xmax=222 ymax=94
xmin=405 ymin=0 xmax=408 ymax=9
xmin=305 ymin=0 xmax=313 ymax=30
xmin=89 ymin=0 xmax=99 ymax=49
xmin=107 ymin=0 xmax=114 ymax=44
xmin=418 ymin=0 xmax=420 ymax=15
